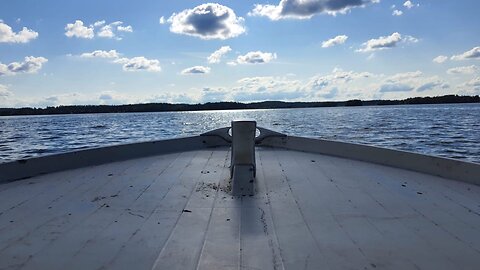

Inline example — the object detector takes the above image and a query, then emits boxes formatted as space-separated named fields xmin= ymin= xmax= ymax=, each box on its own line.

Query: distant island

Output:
xmin=0 ymin=94 xmax=478 ymax=116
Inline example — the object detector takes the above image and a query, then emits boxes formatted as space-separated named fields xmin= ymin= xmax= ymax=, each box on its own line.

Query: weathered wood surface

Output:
xmin=1 ymin=147 xmax=479 ymax=270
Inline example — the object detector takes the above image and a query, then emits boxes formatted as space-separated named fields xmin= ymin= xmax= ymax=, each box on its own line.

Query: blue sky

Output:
xmin=0 ymin=0 xmax=479 ymax=107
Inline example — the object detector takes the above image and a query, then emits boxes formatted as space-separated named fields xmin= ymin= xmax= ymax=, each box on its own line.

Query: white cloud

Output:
xmin=168 ymin=3 xmax=245 ymax=40
xmin=208 ymin=46 xmax=232 ymax=63
xmin=451 ymin=46 xmax=480 ymax=61
xmin=378 ymin=71 xmax=448 ymax=95
xmin=403 ymin=1 xmax=418 ymax=9
xmin=65 ymin=20 xmax=132 ymax=40
xmin=357 ymin=32 xmax=418 ymax=52
xmin=236 ymin=51 xmax=277 ymax=64
xmin=392 ymin=10 xmax=403 ymax=16
xmin=305 ymin=68 xmax=374 ymax=92
xmin=93 ymin=20 xmax=106 ymax=27
xmin=65 ymin=20 xmax=94 ymax=39
xmin=248 ymin=0 xmax=380 ymax=20
xmin=433 ymin=55 xmax=448 ymax=64
xmin=97 ymin=21 xmax=131 ymax=39
xmin=379 ymin=83 xmax=414 ymax=92
xmin=0 ymin=84 xmax=12 ymax=98
xmin=80 ymin=50 xmax=120 ymax=59
xmin=159 ymin=16 xmax=166 ymax=24
xmin=117 ymin=25 xmax=133 ymax=32
xmin=0 ymin=56 xmax=48 ymax=76
xmin=78 ymin=50 xmax=161 ymax=72
xmin=0 ymin=21 xmax=38 ymax=43
xmin=387 ymin=70 xmax=422 ymax=82
xmin=97 ymin=24 xmax=115 ymax=38
xmin=181 ymin=66 xmax=211 ymax=75
xmin=447 ymin=65 xmax=478 ymax=75
xmin=322 ymin=35 xmax=348 ymax=48
xmin=466 ymin=77 xmax=480 ymax=87
xmin=114 ymin=56 xmax=161 ymax=72
xmin=196 ymin=76 xmax=306 ymax=102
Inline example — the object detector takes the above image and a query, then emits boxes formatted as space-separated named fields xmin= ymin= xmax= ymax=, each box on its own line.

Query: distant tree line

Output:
xmin=0 ymin=94 xmax=478 ymax=116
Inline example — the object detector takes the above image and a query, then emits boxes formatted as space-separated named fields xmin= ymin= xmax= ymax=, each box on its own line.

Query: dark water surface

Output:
xmin=0 ymin=104 xmax=479 ymax=163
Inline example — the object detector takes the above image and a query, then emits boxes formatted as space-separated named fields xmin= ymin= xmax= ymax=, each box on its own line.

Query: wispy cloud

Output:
xmin=181 ymin=66 xmax=211 ymax=75
xmin=433 ymin=55 xmax=448 ymax=64
xmin=447 ymin=65 xmax=478 ymax=75
xmin=208 ymin=46 xmax=232 ymax=64
xmin=80 ymin=50 xmax=120 ymax=59
xmin=322 ymin=35 xmax=348 ymax=48
xmin=357 ymin=32 xmax=418 ymax=52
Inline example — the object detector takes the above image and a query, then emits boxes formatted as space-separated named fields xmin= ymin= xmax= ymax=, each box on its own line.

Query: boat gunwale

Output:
xmin=0 ymin=127 xmax=478 ymax=186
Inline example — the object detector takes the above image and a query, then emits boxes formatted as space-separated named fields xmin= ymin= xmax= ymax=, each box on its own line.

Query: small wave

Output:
xmin=90 ymin=125 xmax=108 ymax=129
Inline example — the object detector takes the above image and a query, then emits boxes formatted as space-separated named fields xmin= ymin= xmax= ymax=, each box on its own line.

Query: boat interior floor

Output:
xmin=1 ymin=147 xmax=480 ymax=270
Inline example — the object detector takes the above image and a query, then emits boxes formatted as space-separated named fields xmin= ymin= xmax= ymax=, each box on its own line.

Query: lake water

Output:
xmin=0 ymin=104 xmax=479 ymax=164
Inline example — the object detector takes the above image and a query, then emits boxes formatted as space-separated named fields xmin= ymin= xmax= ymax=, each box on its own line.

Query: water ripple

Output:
xmin=0 ymin=104 xmax=479 ymax=163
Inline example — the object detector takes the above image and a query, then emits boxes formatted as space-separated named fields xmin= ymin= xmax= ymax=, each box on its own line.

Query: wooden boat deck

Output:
xmin=1 ymin=147 xmax=480 ymax=270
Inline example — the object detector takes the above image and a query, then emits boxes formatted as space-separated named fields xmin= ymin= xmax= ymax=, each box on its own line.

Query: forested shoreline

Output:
xmin=0 ymin=94 xmax=478 ymax=116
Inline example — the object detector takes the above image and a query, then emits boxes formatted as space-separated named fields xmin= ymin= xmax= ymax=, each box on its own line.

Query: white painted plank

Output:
xmin=7 ymin=152 xmax=185 ymax=270
xmin=298 ymin=150 xmax=480 ymax=269
xmin=151 ymin=149 xmax=230 ymax=270
xmin=259 ymin=149 xmax=327 ymax=270
xmin=274 ymin=149 xmax=375 ymax=270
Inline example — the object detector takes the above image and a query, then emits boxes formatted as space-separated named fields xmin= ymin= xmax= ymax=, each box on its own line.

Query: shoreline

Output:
xmin=1 ymin=94 xmax=479 ymax=117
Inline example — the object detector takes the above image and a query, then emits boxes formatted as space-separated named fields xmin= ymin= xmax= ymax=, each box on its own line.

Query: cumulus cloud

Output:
xmin=248 ymin=0 xmax=380 ymax=20
xmin=433 ymin=55 xmax=448 ymax=64
xmin=117 ymin=25 xmax=133 ymax=32
xmin=97 ymin=21 xmax=132 ymax=39
xmin=114 ymin=57 xmax=161 ymax=72
xmin=322 ymin=35 xmax=348 ymax=48
xmin=181 ymin=66 xmax=211 ymax=75
xmin=78 ymin=49 xmax=161 ymax=72
xmin=447 ymin=65 xmax=478 ymax=75
xmin=208 ymin=46 xmax=232 ymax=63
xmin=403 ymin=1 xmax=418 ymax=9
xmin=357 ymin=32 xmax=418 ymax=52
xmin=236 ymin=51 xmax=277 ymax=64
xmin=392 ymin=10 xmax=403 ymax=16
xmin=0 ymin=21 xmax=38 ymax=43
xmin=65 ymin=20 xmax=94 ymax=39
xmin=80 ymin=50 xmax=120 ymax=59
xmin=451 ymin=46 xmax=480 ymax=61
xmin=0 ymin=56 xmax=48 ymax=76
xmin=65 ymin=20 xmax=133 ymax=39
xmin=168 ymin=3 xmax=245 ymax=40
xmin=159 ymin=16 xmax=166 ymax=24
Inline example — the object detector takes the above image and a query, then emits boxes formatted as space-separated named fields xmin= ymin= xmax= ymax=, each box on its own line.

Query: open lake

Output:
xmin=0 ymin=103 xmax=479 ymax=163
